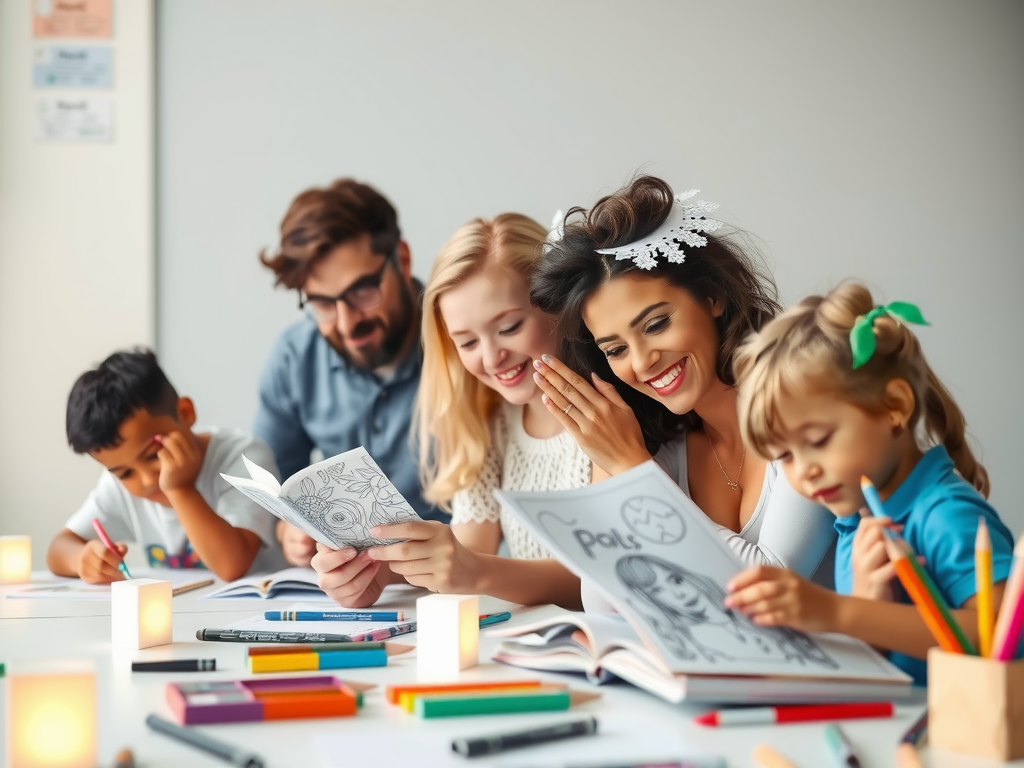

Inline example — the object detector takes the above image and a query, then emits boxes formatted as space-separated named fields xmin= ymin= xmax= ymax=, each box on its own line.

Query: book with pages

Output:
xmin=202 ymin=568 xmax=332 ymax=600
xmin=492 ymin=461 xmax=914 ymax=704
xmin=221 ymin=447 xmax=421 ymax=551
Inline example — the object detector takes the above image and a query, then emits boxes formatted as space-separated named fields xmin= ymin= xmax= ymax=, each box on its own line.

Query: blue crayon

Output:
xmin=479 ymin=611 xmax=512 ymax=627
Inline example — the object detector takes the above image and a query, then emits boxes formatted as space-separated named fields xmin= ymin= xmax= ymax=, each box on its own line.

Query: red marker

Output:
xmin=694 ymin=701 xmax=893 ymax=727
xmin=91 ymin=518 xmax=132 ymax=579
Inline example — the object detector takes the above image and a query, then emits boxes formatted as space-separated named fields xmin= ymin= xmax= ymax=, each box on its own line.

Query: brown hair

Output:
xmin=530 ymin=175 xmax=781 ymax=453
xmin=734 ymin=282 xmax=989 ymax=497
xmin=260 ymin=179 xmax=400 ymax=289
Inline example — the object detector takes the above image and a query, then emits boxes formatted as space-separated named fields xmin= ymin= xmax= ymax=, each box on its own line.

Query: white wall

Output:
xmin=0 ymin=0 xmax=154 ymax=567
xmin=151 ymin=0 xmax=1016 ymax=536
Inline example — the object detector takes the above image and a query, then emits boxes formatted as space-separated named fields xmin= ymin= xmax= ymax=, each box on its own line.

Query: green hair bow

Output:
xmin=850 ymin=301 xmax=929 ymax=369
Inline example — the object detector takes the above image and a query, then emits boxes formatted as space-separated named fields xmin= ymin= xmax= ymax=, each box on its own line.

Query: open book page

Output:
xmin=7 ymin=569 xmax=213 ymax=600
xmin=221 ymin=447 xmax=422 ymax=551
xmin=202 ymin=567 xmax=332 ymax=600
xmin=496 ymin=461 xmax=911 ymax=684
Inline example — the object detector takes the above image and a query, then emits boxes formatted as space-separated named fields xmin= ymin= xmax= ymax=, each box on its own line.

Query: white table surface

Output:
xmin=0 ymin=574 xmax=1015 ymax=768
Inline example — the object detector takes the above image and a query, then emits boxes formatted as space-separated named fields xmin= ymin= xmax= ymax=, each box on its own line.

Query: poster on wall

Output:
xmin=32 ymin=0 xmax=112 ymax=38
xmin=33 ymin=45 xmax=113 ymax=88
xmin=34 ymin=96 xmax=113 ymax=142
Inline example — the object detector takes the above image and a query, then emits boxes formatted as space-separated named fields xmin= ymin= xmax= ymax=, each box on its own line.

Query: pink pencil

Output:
xmin=992 ymin=538 xmax=1024 ymax=661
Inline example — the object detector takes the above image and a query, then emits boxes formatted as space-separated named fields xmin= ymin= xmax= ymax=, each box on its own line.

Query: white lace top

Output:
xmin=450 ymin=402 xmax=592 ymax=560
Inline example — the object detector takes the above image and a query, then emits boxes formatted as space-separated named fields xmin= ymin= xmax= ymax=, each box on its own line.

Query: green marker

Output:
xmin=824 ymin=723 xmax=861 ymax=768
xmin=415 ymin=687 xmax=600 ymax=718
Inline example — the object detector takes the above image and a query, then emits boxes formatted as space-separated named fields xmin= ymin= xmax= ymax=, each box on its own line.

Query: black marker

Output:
xmin=452 ymin=716 xmax=598 ymax=758
xmin=132 ymin=659 xmax=216 ymax=672
xmin=197 ymin=628 xmax=355 ymax=643
xmin=146 ymin=714 xmax=265 ymax=768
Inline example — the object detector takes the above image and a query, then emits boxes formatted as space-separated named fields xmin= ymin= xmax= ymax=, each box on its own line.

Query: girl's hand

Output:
xmin=532 ymin=355 xmax=650 ymax=475
xmin=155 ymin=431 xmax=204 ymax=496
xmin=311 ymin=544 xmax=387 ymax=608
xmin=77 ymin=539 xmax=128 ymax=584
xmin=850 ymin=516 xmax=922 ymax=602
xmin=725 ymin=565 xmax=838 ymax=634
xmin=277 ymin=521 xmax=317 ymax=567
xmin=367 ymin=521 xmax=482 ymax=594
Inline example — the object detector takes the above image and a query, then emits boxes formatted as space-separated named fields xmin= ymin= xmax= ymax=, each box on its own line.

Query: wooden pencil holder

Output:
xmin=927 ymin=647 xmax=1024 ymax=761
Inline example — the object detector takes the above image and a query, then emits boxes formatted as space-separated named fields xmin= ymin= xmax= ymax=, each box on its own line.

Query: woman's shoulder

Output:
xmin=653 ymin=431 xmax=688 ymax=487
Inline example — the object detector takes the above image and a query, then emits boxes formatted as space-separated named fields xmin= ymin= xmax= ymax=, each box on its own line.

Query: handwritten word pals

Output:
xmin=574 ymin=527 xmax=641 ymax=559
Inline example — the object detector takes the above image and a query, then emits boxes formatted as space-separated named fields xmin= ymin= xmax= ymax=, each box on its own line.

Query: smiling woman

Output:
xmin=530 ymin=176 xmax=837 ymax=609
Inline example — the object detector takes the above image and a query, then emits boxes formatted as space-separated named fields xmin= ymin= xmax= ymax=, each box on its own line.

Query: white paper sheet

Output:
xmin=6 ymin=569 xmax=212 ymax=600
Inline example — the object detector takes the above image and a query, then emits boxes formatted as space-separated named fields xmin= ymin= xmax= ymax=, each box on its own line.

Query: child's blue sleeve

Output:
xmin=916 ymin=492 xmax=1015 ymax=608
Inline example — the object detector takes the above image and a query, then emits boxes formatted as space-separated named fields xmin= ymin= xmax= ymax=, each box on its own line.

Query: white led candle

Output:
xmin=416 ymin=593 xmax=479 ymax=680
xmin=0 ymin=535 xmax=31 ymax=584
xmin=6 ymin=660 xmax=96 ymax=768
xmin=111 ymin=578 xmax=172 ymax=649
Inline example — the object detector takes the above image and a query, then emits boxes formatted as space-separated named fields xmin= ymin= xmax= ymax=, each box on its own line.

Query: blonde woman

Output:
xmin=726 ymin=283 xmax=1016 ymax=684
xmin=312 ymin=214 xmax=590 ymax=608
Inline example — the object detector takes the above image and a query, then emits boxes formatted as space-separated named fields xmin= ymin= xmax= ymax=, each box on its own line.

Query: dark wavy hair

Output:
xmin=530 ymin=176 xmax=781 ymax=454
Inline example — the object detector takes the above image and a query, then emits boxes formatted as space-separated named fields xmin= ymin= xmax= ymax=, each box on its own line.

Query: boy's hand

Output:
xmin=155 ymin=431 xmax=203 ymax=496
xmin=851 ymin=516 xmax=899 ymax=601
xmin=725 ymin=565 xmax=838 ymax=634
xmin=367 ymin=521 xmax=481 ymax=594
xmin=312 ymin=544 xmax=389 ymax=608
xmin=77 ymin=539 xmax=128 ymax=584
xmin=277 ymin=521 xmax=316 ymax=567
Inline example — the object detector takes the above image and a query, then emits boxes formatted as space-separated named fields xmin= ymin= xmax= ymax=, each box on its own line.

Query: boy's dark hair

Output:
xmin=259 ymin=178 xmax=401 ymax=290
xmin=66 ymin=348 xmax=179 ymax=454
xmin=530 ymin=175 xmax=782 ymax=454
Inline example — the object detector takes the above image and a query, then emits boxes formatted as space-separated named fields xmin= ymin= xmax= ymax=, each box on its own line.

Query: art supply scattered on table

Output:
xmin=752 ymin=743 xmax=799 ymax=768
xmin=976 ymin=518 xmax=994 ymax=657
xmin=166 ymin=676 xmax=375 ymax=725
xmin=899 ymin=710 xmax=928 ymax=745
xmin=91 ymin=517 xmax=132 ymax=579
xmin=894 ymin=742 xmax=924 ymax=768
xmin=246 ymin=642 xmax=412 ymax=672
xmin=146 ymin=713 xmax=266 ymax=767
xmin=992 ymin=538 xmax=1024 ymax=660
xmin=387 ymin=679 xmax=545 ymax=711
xmin=173 ymin=578 xmax=215 ymax=597
xmin=451 ymin=716 xmax=598 ymax=757
xmin=197 ymin=628 xmax=369 ymax=643
xmin=824 ymin=723 xmax=861 ymax=768
xmin=694 ymin=701 xmax=893 ymax=727
xmin=478 ymin=611 xmax=512 ymax=627
xmin=114 ymin=747 xmax=136 ymax=768
xmin=264 ymin=609 xmax=405 ymax=621
xmin=396 ymin=684 xmax=600 ymax=718
xmin=132 ymin=659 xmax=216 ymax=672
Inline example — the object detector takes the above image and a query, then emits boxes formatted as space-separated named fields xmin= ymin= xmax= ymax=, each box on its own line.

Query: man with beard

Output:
xmin=255 ymin=179 xmax=440 ymax=566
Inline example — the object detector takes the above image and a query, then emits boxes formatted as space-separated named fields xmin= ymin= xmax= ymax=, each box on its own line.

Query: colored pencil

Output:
xmin=992 ymin=538 xmax=1024 ymax=660
xmin=752 ymin=744 xmax=799 ymax=768
xmin=91 ymin=517 xmax=132 ymax=580
xmin=976 ymin=518 xmax=994 ymax=657
xmin=264 ymin=610 xmax=404 ymax=621
xmin=900 ymin=710 xmax=928 ymax=746
xmin=895 ymin=743 xmax=924 ymax=768
xmin=385 ymin=679 xmax=543 ymax=705
xmin=398 ymin=682 xmax=543 ymax=712
xmin=172 ymin=579 xmax=214 ymax=597
xmin=897 ymin=538 xmax=976 ymax=654
xmin=824 ymin=723 xmax=860 ymax=768
xmin=694 ymin=702 xmax=892 ymax=727
xmin=414 ymin=686 xmax=600 ymax=718
xmin=885 ymin=538 xmax=965 ymax=653
xmin=478 ymin=611 xmax=512 ymax=627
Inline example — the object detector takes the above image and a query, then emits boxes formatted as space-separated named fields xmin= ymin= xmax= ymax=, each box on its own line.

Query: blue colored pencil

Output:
xmin=478 ymin=611 xmax=512 ymax=627
xmin=264 ymin=610 xmax=404 ymax=622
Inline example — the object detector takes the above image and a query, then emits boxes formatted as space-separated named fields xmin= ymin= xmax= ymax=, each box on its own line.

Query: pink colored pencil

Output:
xmin=992 ymin=538 xmax=1024 ymax=660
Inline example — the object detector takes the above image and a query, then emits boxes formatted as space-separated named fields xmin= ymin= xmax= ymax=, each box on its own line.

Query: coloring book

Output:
xmin=222 ymin=447 xmax=420 ymax=551
xmin=493 ymin=461 xmax=913 ymax=703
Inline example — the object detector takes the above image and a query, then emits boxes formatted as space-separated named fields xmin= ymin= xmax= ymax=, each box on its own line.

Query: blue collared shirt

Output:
xmin=253 ymin=317 xmax=441 ymax=523
xmin=834 ymin=445 xmax=1016 ymax=685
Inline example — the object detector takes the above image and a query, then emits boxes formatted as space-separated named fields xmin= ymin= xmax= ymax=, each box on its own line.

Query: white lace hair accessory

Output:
xmin=595 ymin=189 xmax=723 ymax=270
xmin=543 ymin=209 xmax=565 ymax=252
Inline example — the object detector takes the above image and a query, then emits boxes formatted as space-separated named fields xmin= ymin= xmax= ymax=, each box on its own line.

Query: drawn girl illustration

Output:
xmin=617 ymin=553 xmax=836 ymax=668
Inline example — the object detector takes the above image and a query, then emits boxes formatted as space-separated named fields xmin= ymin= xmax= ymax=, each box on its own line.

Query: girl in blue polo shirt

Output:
xmin=725 ymin=283 xmax=1017 ymax=684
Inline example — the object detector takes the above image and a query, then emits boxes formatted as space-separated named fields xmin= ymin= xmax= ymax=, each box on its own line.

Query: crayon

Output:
xmin=452 ymin=716 xmax=598 ymax=757
xmin=478 ymin=611 xmax=512 ymax=627
xmin=132 ymin=659 xmax=216 ymax=672
xmin=414 ymin=686 xmax=600 ymax=718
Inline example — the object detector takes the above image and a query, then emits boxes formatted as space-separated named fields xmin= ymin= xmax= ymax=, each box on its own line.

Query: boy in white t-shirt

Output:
xmin=47 ymin=348 xmax=286 ymax=583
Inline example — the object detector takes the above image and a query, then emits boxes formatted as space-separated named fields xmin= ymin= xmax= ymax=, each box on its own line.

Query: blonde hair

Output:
xmin=415 ymin=213 xmax=549 ymax=508
xmin=734 ymin=283 xmax=989 ymax=498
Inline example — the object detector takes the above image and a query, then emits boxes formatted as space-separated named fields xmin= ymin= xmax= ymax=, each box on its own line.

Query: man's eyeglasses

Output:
xmin=298 ymin=256 xmax=392 ymax=323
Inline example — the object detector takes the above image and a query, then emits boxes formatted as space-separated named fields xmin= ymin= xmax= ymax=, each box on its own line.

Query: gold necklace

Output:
xmin=705 ymin=427 xmax=745 ymax=491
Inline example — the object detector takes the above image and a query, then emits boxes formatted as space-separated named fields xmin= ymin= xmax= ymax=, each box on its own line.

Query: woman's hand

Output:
xmin=532 ymin=355 xmax=650 ymax=475
xmin=725 ymin=565 xmax=839 ymax=634
xmin=367 ymin=521 xmax=483 ymax=594
xmin=311 ymin=544 xmax=389 ymax=608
